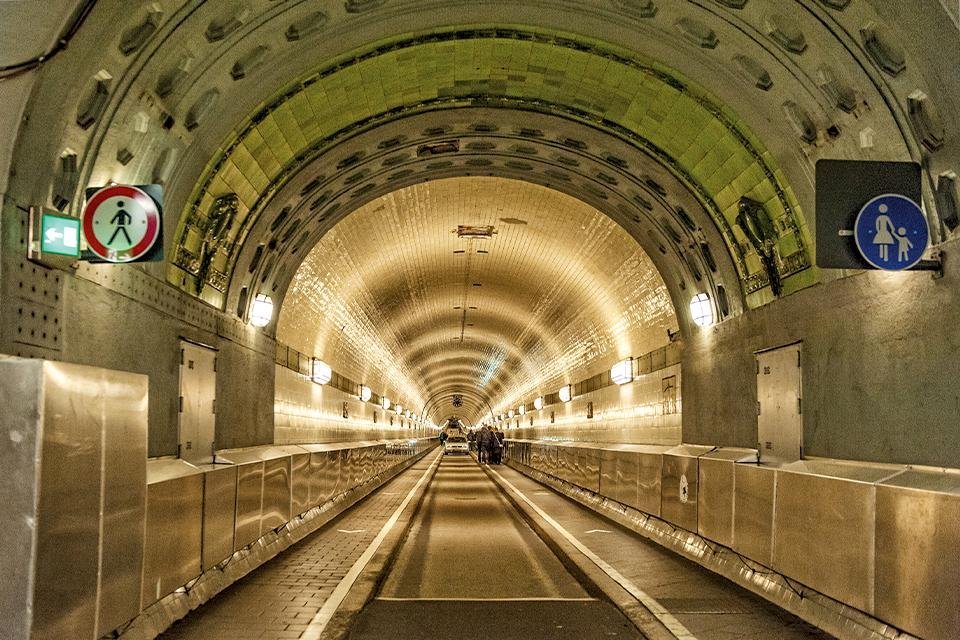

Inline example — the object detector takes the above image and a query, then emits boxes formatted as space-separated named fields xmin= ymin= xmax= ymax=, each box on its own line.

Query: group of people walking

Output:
xmin=468 ymin=425 xmax=504 ymax=464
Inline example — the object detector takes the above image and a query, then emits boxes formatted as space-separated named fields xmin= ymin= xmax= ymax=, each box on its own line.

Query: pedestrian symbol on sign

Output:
xmin=854 ymin=194 xmax=929 ymax=271
xmin=82 ymin=185 xmax=162 ymax=263
xmin=108 ymin=200 xmax=134 ymax=246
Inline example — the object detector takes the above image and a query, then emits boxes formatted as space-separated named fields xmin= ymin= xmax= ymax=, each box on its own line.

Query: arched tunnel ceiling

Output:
xmin=276 ymin=177 xmax=677 ymax=425
xmin=171 ymin=28 xmax=816 ymax=312
xmin=3 ymin=0 xmax=957 ymax=424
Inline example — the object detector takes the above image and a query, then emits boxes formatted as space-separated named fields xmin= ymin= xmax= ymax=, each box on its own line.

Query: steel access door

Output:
xmin=178 ymin=341 xmax=216 ymax=464
xmin=756 ymin=342 xmax=802 ymax=464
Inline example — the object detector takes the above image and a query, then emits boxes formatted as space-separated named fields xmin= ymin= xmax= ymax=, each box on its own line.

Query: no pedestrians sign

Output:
xmin=81 ymin=184 xmax=163 ymax=263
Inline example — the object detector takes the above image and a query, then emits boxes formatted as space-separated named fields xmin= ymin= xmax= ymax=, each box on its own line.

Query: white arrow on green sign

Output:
xmin=40 ymin=212 xmax=81 ymax=257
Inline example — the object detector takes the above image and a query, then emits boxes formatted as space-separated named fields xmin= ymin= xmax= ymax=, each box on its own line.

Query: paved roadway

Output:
xmin=348 ymin=455 xmax=644 ymax=639
xmin=158 ymin=452 xmax=833 ymax=640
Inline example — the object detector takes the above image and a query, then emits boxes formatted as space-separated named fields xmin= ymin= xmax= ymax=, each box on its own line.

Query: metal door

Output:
xmin=756 ymin=343 xmax=802 ymax=463
xmin=179 ymin=341 xmax=217 ymax=464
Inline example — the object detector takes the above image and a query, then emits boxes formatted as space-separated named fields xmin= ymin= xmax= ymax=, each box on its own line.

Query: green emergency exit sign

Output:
xmin=40 ymin=212 xmax=81 ymax=257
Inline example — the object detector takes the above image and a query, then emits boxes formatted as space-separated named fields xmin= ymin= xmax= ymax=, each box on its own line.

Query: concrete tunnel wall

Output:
xmin=683 ymin=235 xmax=960 ymax=468
xmin=5 ymin=195 xmax=960 ymax=467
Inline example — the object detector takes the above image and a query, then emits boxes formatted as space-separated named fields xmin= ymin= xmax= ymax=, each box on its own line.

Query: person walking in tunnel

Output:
xmin=439 ymin=429 xmax=448 ymax=447
xmin=477 ymin=425 xmax=491 ymax=464
xmin=467 ymin=428 xmax=477 ymax=452
xmin=493 ymin=426 xmax=505 ymax=464
xmin=483 ymin=426 xmax=501 ymax=465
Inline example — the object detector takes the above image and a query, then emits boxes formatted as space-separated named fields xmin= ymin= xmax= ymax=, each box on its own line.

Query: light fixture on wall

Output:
xmin=395 ymin=404 xmax=403 ymax=415
xmin=558 ymin=384 xmax=572 ymax=403
xmin=690 ymin=292 xmax=715 ymax=327
xmin=518 ymin=404 xmax=526 ymax=415
xmin=405 ymin=410 xmax=412 ymax=419
xmin=533 ymin=397 xmax=543 ymax=411
xmin=611 ymin=358 xmax=633 ymax=385
xmin=249 ymin=294 xmax=274 ymax=327
xmin=382 ymin=396 xmax=390 ymax=410
xmin=508 ymin=409 xmax=515 ymax=419
xmin=311 ymin=359 xmax=332 ymax=385
xmin=359 ymin=385 xmax=372 ymax=402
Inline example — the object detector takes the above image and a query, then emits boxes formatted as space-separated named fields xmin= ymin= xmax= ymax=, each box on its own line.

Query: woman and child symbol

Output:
xmin=871 ymin=203 xmax=914 ymax=263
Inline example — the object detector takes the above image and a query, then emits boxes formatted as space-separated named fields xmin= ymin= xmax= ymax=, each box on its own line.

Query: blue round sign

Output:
xmin=854 ymin=194 xmax=929 ymax=270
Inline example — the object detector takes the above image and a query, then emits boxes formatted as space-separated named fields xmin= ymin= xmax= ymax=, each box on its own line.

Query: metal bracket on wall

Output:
xmin=909 ymin=248 xmax=944 ymax=279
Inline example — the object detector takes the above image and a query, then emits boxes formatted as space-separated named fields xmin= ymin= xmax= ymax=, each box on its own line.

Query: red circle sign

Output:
xmin=82 ymin=185 xmax=160 ymax=262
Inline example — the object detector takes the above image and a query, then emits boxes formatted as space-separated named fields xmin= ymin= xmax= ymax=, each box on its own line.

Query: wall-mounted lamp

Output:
xmin=250 ymin=294 xmax=273 ymax=327
xmin=611 ymin=358 xmax=633 ymax=385
xmin=508 ymin=409 xmax=515 ymax=419
xmin=381 ymin=396 xmax=391 ymax=410
xmin=558 ymin=384 xmax=572 ymax=403
xmin=359 ymin=385 xmax=372 ymax=402
xmin=533 ymin=397 xmax=544 ymax=411
xmin=518 ymin=404 xmax=526 ymax=416
xmin=311 ymin=359 xmax=332 ymax=385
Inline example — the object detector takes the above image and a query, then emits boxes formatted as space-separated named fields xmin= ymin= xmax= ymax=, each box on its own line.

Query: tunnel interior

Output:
xmin=2 ymin=2 xmax=960 ymax=639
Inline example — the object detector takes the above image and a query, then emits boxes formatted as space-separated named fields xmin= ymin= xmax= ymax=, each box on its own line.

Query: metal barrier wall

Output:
xmin=142 ymin=438 xmax=433 ymax=617
xmin=2 ymin=358 xmax=149 ymax=640
xmin=504 ymin=439 xmax=960 ymax=640
xmin=1 ymin=357 xmax=434 ymax=640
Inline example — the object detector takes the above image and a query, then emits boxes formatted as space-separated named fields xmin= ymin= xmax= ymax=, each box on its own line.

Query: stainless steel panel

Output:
xmin=310 ymin=450 xmax=339 ymax=505
xmin=773 ymin=470 xmax=876 ymax=612
xmin=0 ymin=358 xmax=42 ymax=640
xmin=234 ymin=462 xmax=264 ymax=550
xmin=262 ymin=457 xmax=291 ymax=532
xmin=875 ymin=471 xmax=960 ymax=640
xmin=636 ymin=452 xmax=663 ymax=515
xmin=697 ymin=457 xmax=735 ymax=546
xmin=96 ymin=367 xmax=148 ymax=637
xmin=732 ymin=464 xmax=775 ymax=566
xmin=697 ymin=449 xmax=755 ymax=548
xmin=756 ymin=343 xmax=802 ymax=464
xmin=142 ymin=473 xmax=203 ymax=608
xmin=33 ymin=362 xmax=104 ymax=640
xmin=201 ymin=465 xmax=237 ymax=570
xmin=178 ymin=341 xmax=216 ymax=465
xmin=339 ymin=448 xmax=352 ymax=491
xmin=291 ymin=453 xmax=311 ymax=516
xmin=600 ymin=450 xmax=624 ymax=502
xmin=660 ymin=453 xmax=701 ymax=531
xmin=580 ymin=448 xmax=601 ymax=492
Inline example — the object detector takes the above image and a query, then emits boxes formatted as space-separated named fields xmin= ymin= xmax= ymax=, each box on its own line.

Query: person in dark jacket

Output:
xmin=477 ymin=426 xmax=491 ymax=463
xmin=482 ymin=426 xmax=501 ymax=465
xmin=493 ymin=427 xmax=505 ymax=464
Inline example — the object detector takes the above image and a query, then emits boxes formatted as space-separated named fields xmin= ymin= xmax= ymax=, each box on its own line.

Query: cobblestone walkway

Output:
xmin=159 ymin=453 xmax=438 ymax=640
